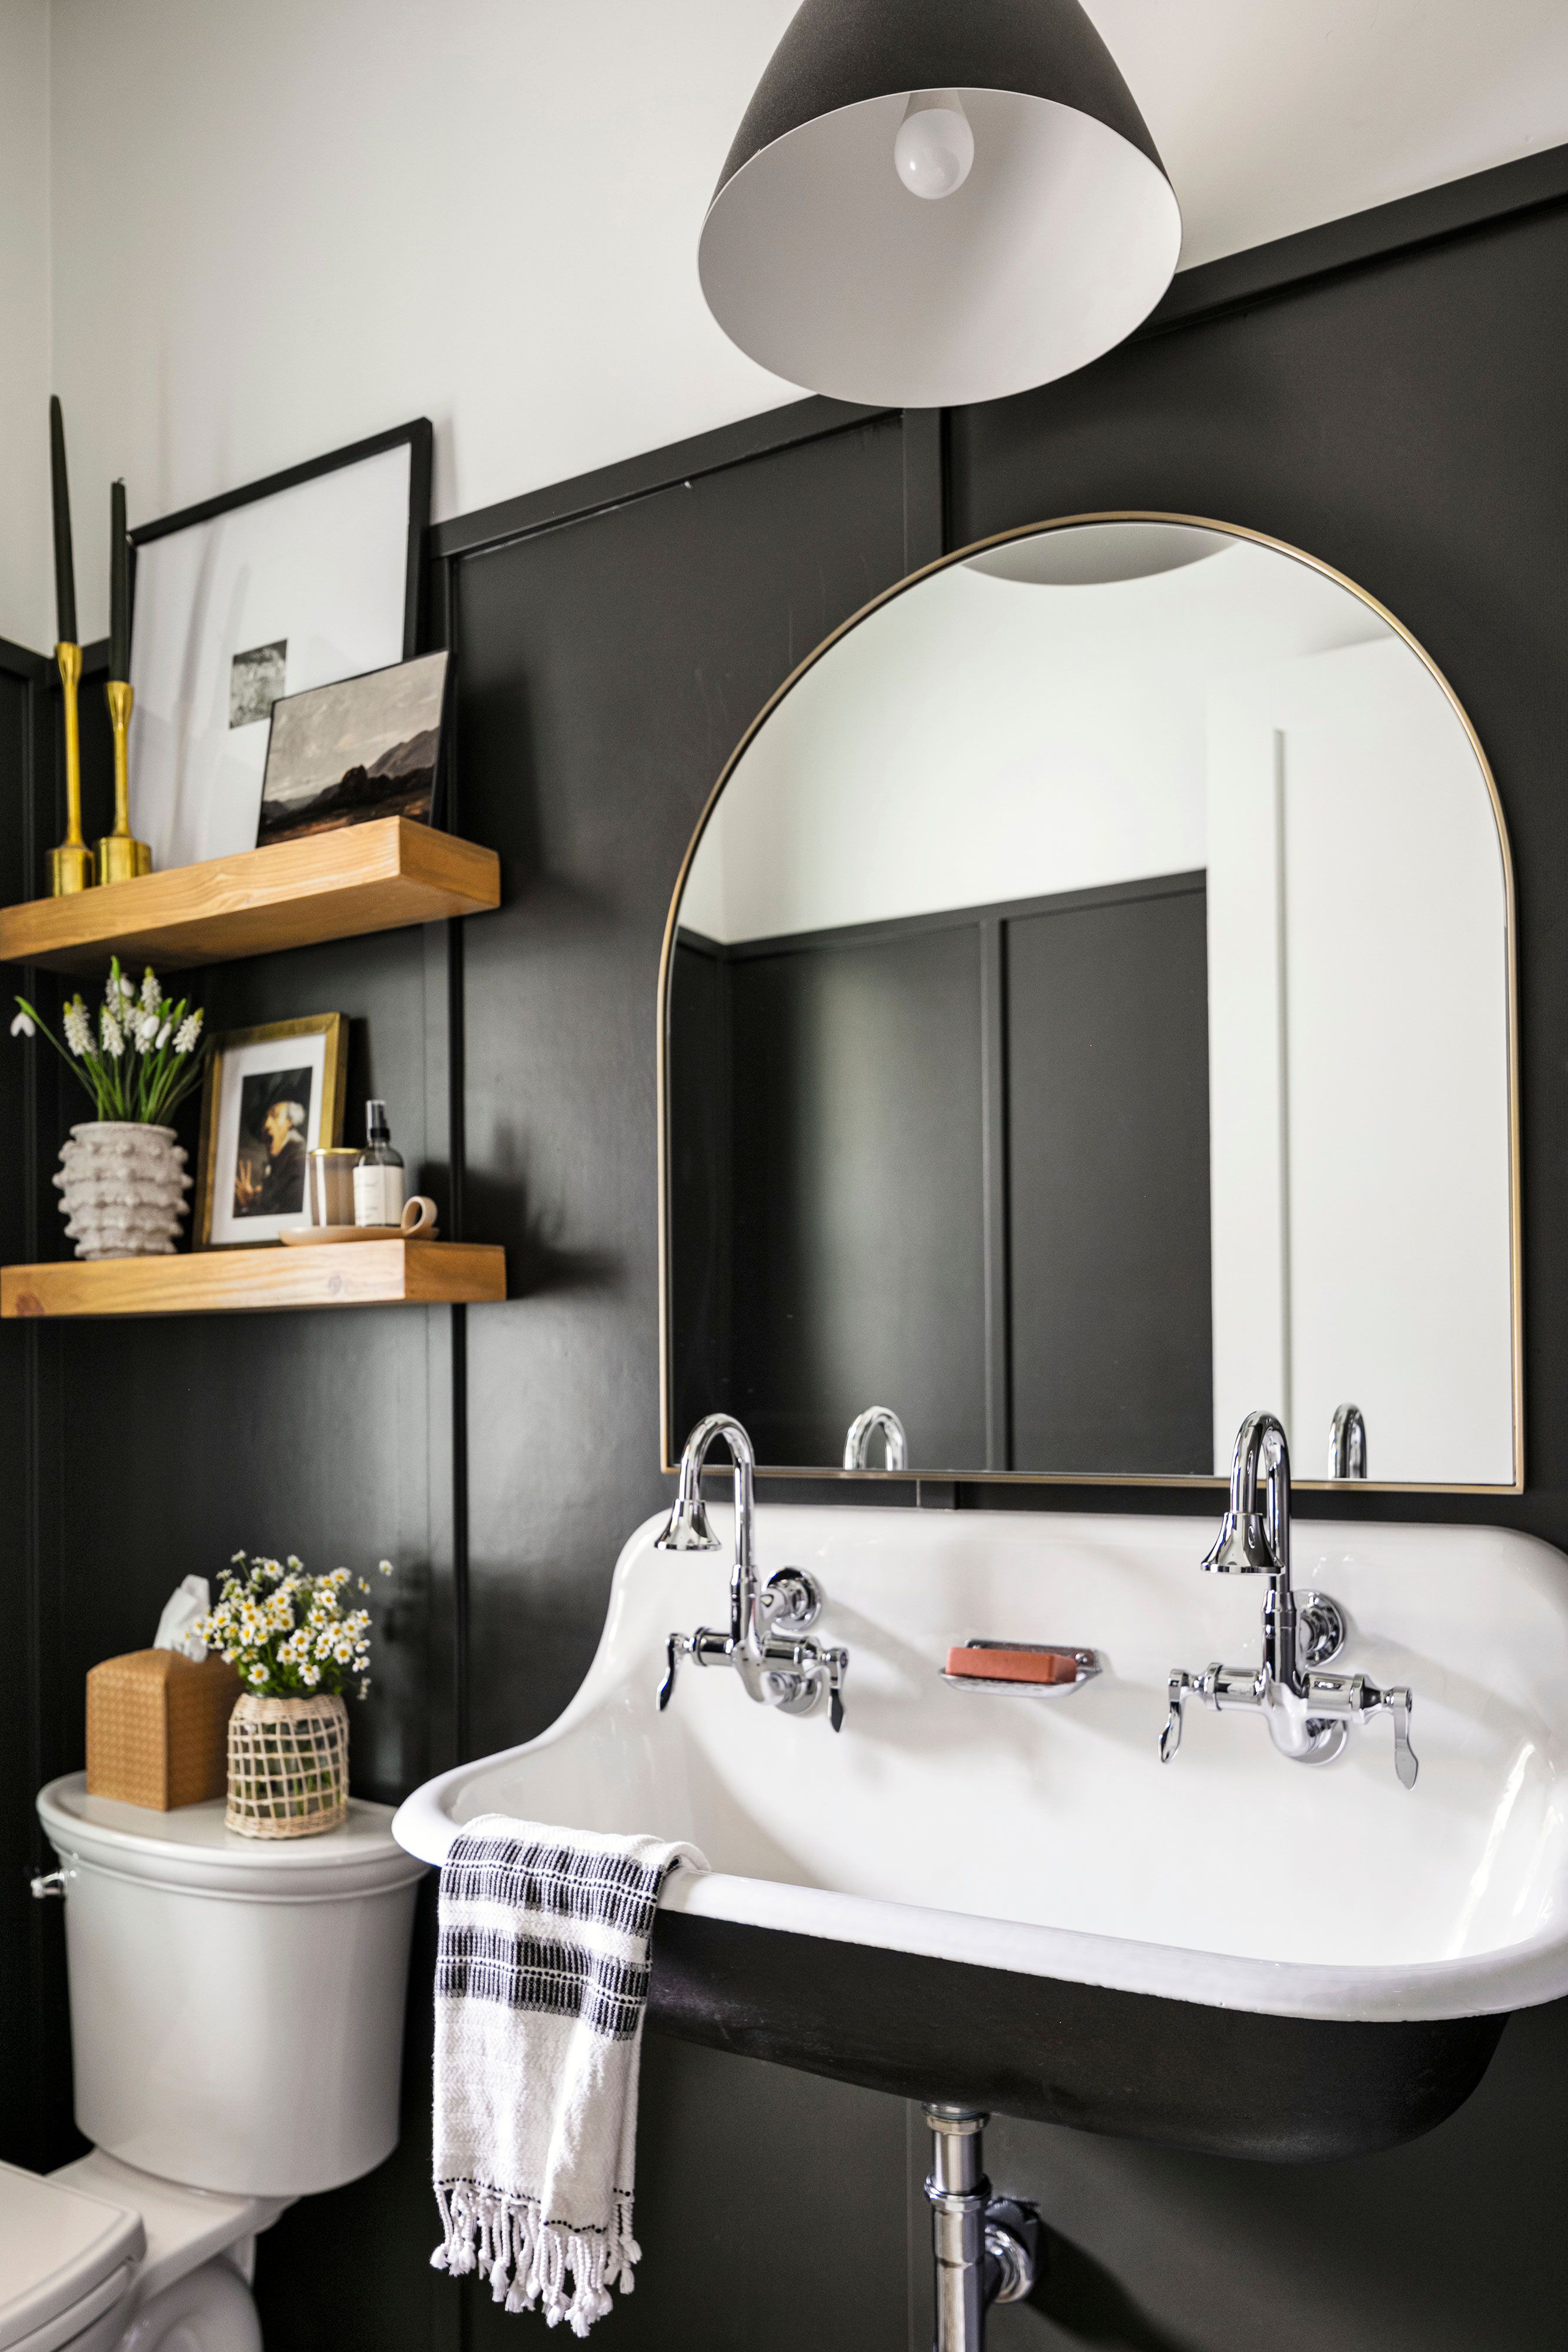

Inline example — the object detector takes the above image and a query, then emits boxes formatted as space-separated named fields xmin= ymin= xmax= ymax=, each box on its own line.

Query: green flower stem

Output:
xmin=13 ymin=960 xmax=207 ymax=1125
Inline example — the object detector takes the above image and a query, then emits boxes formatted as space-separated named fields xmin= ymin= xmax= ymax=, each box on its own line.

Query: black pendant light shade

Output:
xmin=699 ymin=0 xmax=1181 ymax=409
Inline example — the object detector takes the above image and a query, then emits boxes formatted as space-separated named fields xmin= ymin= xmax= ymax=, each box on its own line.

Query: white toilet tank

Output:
xmin=37 ymin=1776 xmax=427 ymax=2199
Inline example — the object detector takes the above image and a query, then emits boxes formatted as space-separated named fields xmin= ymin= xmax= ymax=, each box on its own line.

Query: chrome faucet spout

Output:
xmin=1165 ymin=1408 xmax=1417 ymax=1788
xmin=1328 ymin=1402 xmax=1369 ymax=1480
xmin=1202 ymin=1409 xmax=1298 ymax=1694
xmin=844 ymin=1405 xmax=908 ymax=1472
xmin=657 ymin=1413 xmax=849 ymax=1729
xmin=656 ymin=1411 xmax=761 ymax=1660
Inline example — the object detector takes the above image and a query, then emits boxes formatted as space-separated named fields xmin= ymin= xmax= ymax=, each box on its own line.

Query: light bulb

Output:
xmin=894 ymin=91 xmax=974 ymax=201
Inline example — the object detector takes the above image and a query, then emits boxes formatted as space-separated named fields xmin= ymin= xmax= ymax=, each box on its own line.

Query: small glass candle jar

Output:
xmin=306 ymin=1147 xmax=360 ymax=1230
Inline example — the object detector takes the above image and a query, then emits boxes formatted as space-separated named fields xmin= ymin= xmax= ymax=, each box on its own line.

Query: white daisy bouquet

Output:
xmin=194 ymin=1552 xmax=394 ymax=1701
xmin=11 ymin=957 xmax=206 ymax=1124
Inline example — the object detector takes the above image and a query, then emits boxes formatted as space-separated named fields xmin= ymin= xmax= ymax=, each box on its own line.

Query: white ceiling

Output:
xmin=726 ymin=0 xmax=1568 ymax=272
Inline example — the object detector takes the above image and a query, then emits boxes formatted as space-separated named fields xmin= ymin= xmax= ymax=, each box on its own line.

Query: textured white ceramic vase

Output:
xmin=54 ymin=1121 xmax=191 ymax=1258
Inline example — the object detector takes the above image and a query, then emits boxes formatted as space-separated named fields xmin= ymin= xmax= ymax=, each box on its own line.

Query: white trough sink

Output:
xmin=394 ymin=1505 xmax=1568 ymax=2158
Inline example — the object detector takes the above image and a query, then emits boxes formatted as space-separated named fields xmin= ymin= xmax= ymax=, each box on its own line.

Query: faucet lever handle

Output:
xmin=1375 ymin=1683 xmax=1418 ymax=1789
xmin=825 ymin=1647 xmax=847 ymax=1733
xmin=1159 ymin=1671 xmax=1192 ymax=1762
xmin=657 ymin=1631 xmax=694 ymax=1712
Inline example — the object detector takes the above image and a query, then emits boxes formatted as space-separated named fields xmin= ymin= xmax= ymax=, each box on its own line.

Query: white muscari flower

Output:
xmin=140 ymin=968 xmax=160 ymax=1014
xmin=63 ymin=1000 xmax=92 ymax=1057
xmin=10 ymin=1010 xmax=34 ymax=1038
xmin=100 ymin=1007 xmax=123 ymax=1058
xmin=173 ymin=1011 xmax=202 ymax=1053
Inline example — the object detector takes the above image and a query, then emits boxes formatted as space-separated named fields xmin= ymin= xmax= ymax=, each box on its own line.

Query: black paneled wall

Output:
xmin=671 ymin=870 xmax=1212 ymax=1475
xmin=0 ymin=156 xmax=1565 ymax=2352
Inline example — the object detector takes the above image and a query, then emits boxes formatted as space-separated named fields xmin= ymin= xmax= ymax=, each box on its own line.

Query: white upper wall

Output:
xmin=45 ymin=0 xmax=798 ymax=645
xmin=1 ymin=0 xmax=1564 ymax=649
xmin=1096 ymin=0 xmax=1568 ymax=264
xmin=0 ymin=0 xmax=50 ymax=651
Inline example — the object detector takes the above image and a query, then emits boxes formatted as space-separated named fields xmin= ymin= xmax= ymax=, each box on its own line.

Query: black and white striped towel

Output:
xmin=431 ymin=1814 xmax=708 ymax=2336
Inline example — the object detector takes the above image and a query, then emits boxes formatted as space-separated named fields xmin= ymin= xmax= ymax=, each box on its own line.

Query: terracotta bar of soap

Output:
xmin=86 ymin=1649 xmax=240 ymax=1810
xmin=944 ymin=1645 xmax=1081 ymax=1686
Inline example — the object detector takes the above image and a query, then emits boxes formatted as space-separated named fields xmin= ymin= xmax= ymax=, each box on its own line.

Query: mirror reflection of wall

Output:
xmin=666 ymin=520 xmax=1516 ymax=1488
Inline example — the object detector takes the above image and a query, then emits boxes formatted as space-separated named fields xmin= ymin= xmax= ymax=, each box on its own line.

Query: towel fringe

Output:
xmin=433 ymin=2180 xmax=638 ymax=2337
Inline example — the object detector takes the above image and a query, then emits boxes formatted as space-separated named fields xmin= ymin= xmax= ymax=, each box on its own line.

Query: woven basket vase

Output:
xmin=226 ymin=1691 xmax=349 ymax=1839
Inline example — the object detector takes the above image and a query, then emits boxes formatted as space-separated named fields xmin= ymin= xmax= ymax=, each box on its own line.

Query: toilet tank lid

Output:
xmin=0 ymin=2161 xmax=142 ymax=2349
xmin=36 ymin=1773 xmax=428 ymax=1900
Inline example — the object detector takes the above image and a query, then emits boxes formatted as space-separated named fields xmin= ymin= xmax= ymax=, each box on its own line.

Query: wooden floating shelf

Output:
xmin=0 ymin=817 xmax=500 ymax=974
xmin=0 ymin=1239 xmax=506 ymax=1320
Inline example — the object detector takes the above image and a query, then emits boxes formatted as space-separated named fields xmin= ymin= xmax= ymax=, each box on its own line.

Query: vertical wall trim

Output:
xmin=449 ymin=1302 xmax=471 ymax=1763
xmin=1272 ymin=730 xmax=1294 ymax=1440
xmin=416 ymin=552 xmax=472 ymax=1779
xmin=901 ymin=410 xmax=947 ymax=570
xmin=979 ymin=918 xmax=1012 ymax=1471
xmin=20 ymin=673 xmax=48 ymax=2157
xmin=439 ymin=555 xmax=472 ymax=1764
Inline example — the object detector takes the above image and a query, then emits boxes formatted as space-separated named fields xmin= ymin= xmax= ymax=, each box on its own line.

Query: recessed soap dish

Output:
xmin=941 ymin=1640 xmax=1102 ymax=1696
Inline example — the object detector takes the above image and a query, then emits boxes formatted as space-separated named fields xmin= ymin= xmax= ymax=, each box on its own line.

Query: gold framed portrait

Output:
xmin=195 ymin=1014 xmax=348 ymax=1248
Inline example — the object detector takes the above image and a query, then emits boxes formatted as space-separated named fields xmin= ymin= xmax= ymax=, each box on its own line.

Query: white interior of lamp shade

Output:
xmin=698 ymin=89 xmax=1182 ymax=409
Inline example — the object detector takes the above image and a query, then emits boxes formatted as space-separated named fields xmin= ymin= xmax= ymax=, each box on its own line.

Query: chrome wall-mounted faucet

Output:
xmin=1161 ymin=1409 xmax=1417 ymax=1786
xmin=656 ymin=1412 xmax=849 ymax=1729
xmin=844 ymin=1405 xmax=908 ymax=1470
xmin=1328 ymin=1402 xmax=1369 ymax=1479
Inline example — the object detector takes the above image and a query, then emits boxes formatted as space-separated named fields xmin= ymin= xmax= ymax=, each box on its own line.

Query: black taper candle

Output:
xmin=49 ymin=395 xmax=77 ymax=646
xmin=109 ymin=479 xmax=129 ymax=682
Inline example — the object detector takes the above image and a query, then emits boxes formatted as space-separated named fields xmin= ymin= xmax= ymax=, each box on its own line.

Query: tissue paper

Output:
xmin=153 ymin=1575 xmax=211 ymax=1662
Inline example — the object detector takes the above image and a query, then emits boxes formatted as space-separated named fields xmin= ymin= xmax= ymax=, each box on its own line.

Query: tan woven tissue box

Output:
xmin=86 ymin=1649 xmax=240 ymax=1810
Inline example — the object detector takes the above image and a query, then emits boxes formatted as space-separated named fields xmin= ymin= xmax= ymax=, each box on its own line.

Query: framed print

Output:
xmin=258 ymin=650 xmax=450 ymax=846
xmin=196 ymin=1015 xmax=348 ymax=1248
xmin=128 ymin=419 xmax=432 ymax=873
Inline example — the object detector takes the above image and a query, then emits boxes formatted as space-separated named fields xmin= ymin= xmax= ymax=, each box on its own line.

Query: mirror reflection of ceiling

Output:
xmin=667 ymin=521 xmax=1516 ymax=1490
xmin=680 ymin=531 xmax=1390 ymax=948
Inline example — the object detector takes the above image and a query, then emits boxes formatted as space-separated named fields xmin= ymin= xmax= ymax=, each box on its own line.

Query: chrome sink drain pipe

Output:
xmin=924 ymin=2106 xmax=1038 ymax=2352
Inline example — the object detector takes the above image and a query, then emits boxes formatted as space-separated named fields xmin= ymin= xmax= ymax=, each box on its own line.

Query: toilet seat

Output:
xmin=0 ymin=2162 xmax=141 ymax=2352
xmin=6 ymin=2266 xmax=134 ymax=2352
xmin=0 ymin=2156 xmax=277 ymax=2352
xmin=48 ymin=2158 xmax=283 ymax=2315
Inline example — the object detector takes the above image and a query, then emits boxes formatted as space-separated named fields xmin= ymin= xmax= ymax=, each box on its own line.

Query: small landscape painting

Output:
xmin=257 ymin=649 xmax=449 ymax=846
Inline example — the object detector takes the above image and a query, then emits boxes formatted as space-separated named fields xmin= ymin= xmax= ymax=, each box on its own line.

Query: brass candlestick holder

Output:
xmin=97 ymin=680 xmax=152 ymax=883
xmin=47 ymin=642 xmax=93 ymax=895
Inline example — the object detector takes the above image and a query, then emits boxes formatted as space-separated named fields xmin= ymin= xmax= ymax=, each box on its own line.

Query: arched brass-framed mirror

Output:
xmin=659 ymin=514 xmax=1521 ymax=1492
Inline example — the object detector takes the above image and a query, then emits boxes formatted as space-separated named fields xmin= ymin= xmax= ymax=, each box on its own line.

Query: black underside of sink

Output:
xmin=647 ymin=1912 xmax=1506 ymax=2163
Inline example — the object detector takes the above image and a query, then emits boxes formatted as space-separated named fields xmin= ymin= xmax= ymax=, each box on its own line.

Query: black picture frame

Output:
xmin=128 ymin=417 xmax=433 ymax=659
